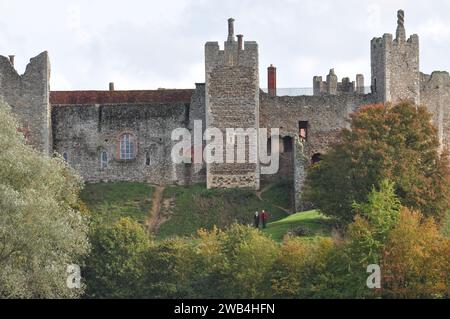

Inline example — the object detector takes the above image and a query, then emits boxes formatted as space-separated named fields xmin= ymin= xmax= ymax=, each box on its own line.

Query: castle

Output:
xmin=1 ymin=10 xmax=449 ymax=211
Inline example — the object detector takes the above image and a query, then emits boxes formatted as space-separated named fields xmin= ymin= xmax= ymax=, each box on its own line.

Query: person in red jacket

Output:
xmin=260 ymin=210 xmax=269 ymax=229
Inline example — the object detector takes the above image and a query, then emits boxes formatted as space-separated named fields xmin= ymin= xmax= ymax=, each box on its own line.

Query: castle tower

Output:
xmin=0 ymin=52 xmax=52 ymax=154
xmin=205 ymin=18 xmax=260 ymax=190
xmin=371 ymin=10 xmax=420 ymax=104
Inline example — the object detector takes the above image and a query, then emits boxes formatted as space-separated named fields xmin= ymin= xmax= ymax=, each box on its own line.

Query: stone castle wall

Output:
xmin=205 ymin=19 xmax=260 ymax=190
xmin=260 ymin=91 xmax=377 ymax=211
xmin=421 ymin=71 xmax=450 ymax=151
xmin=51 ymin=87 xmax=206 ymax=185
xmin=0 ymin=52 xmax=51 ymax=154
xmin=371 ymin=10 xmax=420 ymax=105
xmin=0 ymin=11 xmax=449 ymax=213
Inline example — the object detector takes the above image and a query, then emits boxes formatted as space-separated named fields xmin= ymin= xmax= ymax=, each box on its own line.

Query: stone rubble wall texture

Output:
xmin=205 ymin=36 xmax=260 ymax=190
xmin=420 ymin=71 xmax=450 ymax=152
xmin=51 ymin=87 xmax=206 ymax=185
xmin=0 ymin=11 xmax=450 ymax=211
xmin=0 ymin=52 xmax=51 ymax=154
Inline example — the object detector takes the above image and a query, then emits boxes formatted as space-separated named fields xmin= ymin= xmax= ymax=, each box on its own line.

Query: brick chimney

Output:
xmin=268 ymin=64 xmax=277 ymax=97
xmin=9 ymin=55 xmax=15 ymax=67
xmin=109 ymin=82 xmax=115 ymax=91
xmin=237 ymin=34 xmax=243 ymax=50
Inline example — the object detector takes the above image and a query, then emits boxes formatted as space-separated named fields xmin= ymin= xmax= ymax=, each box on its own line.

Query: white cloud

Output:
xmin=0 ymin=0 xmax=448 ymax=90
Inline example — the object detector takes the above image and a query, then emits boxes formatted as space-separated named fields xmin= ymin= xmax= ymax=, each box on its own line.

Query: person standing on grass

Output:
xmin=261 ymin=210 xmax=269 ymax=229
xmin=254 ymin=211 xmax=260 ymax=228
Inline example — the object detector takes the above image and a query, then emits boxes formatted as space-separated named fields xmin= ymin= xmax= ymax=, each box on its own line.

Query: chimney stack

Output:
xmin=9 ymin=55 xmax=15 ymax=67
xmin=109 ymin=82 xmax=115 ymax=91
xmin=267 ymin=64 xmax=277 ymax=96
xmin=237 ymin=34 xmax=243 ymax=50
xmin=268 ymin=64 xmax=277 ymax=97
xmin=227 ymin=18 xmax=235 ymax=42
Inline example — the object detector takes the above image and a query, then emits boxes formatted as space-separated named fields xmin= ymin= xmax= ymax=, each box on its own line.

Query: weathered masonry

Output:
xmin=1 ymin=10 xmax=449 ymax=211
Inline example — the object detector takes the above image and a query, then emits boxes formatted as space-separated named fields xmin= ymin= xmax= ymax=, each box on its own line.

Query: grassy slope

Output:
xmin=260 ymin=179 xmax=294 ymax=209
xmin=80 ymin=182 xmax=154 ymax=225
xmin=157 ymin=182 xmax=291 ymax=239
xmin=263 ymin=210 xmax=334 ymax=242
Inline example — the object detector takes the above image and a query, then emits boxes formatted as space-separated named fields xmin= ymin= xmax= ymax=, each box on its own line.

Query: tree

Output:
xmin=270 ymin=236 xmax=333 ymax=299
xmin=0 ymin=102 xmax=90 ymax=298
xmin=303 ymin=102 xmax=450 ymax=225
xmin=84 ymin=218 xmax=150 ymax=298
xmin=380 ymin=207 xmax=449 ymax=299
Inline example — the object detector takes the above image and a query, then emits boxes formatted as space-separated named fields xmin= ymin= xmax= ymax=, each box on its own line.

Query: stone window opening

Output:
xmin=62 ymin=152 xmax=68 ymax=162
xmin=373 ymin=78 xmax=377 ymax=93
xmin=100 ymin=151 xmax=108 ymax=170
xmin=299 ymin=121 xmax=308 ymax=141
xmin=312 ymin=153 xmax=322 ymax=165
xmin=118 ymin=133 xmax=136 ymax=160
xmin=282 ymin=136 xmax=293 ymax=153
xmin=267 ymin=137 xmax=272 ymax=155
xmin=145 ymin=151 xmax=151 ymax=166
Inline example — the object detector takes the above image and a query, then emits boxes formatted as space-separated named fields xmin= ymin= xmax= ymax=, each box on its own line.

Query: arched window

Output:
xmin=100 ymin=151 xmax=108 ymax=169
xmin=62 ymin=152 xmax=68 ymax=162
xmin=119 ymin=133 xmax=136 ymax=160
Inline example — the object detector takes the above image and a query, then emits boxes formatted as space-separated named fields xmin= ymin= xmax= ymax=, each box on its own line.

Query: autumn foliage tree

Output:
xmin=380 ymin=208 xmax=449 ymax=298
xmin=303 ymin=101 xmax=450 ymax=225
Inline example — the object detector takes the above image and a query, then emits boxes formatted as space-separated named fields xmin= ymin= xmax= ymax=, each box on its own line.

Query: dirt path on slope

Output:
xmin=256 ymin=184 xmax=292 ymax=214
xmin=146 ymin=186 xmax=166 ymax=234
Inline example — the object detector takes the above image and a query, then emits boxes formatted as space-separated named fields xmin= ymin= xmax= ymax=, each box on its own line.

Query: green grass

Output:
xmin=80 ymin=182 xmax=154 ymax=225
xmin=260 ymin=179 xmax=293 ymax=210
xmin=263 ymin=210 xmax=334 ymax=242
xmin=157 ymin=183 xmax=290 ymax=239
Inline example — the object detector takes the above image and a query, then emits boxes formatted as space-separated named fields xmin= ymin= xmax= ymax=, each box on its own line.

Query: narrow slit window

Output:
xmin=146 ymin=152 xmax=151 ymax=166
xmin=101 ymin=151 xmax=108 ymax=169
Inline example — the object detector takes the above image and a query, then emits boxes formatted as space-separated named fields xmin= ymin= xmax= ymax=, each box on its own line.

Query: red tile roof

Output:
xmin=50 ymin=89 xmax=195 ymax=105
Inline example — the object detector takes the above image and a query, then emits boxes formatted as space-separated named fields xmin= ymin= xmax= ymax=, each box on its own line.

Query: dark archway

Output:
xmin=282 ymin=136 xmax=293 ymax=153
xmin=312 ymin=153 xmax=322 ymax=165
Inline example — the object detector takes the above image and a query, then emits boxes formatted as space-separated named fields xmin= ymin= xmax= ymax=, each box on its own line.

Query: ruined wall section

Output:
xmin=260 ymin=92 xmax=377 ymax=210
xmin=205 ymin=20 xmax=260 ymax=190
xmin=420 ymin=71 xmax=450 ymax=152
xmin=52 ymin=100 xmax=197 ymax=185
xmin=0 ymin=52 xmax=51 ymax=154
xmin=260 ymin=92 xmax=376 ymax=159
xmin=187 ymin=83 xmax=207 ymax=184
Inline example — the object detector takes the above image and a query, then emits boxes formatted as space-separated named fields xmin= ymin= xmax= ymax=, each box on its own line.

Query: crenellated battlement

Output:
xmin=313 ymin=69 xmax=364 ymax=96
xmin=371 ymin=10 xmax=420 ymax=104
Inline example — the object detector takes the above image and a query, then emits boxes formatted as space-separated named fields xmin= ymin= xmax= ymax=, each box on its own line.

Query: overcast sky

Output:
xmin=1 ymin=0 xmax=449 ymax=90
